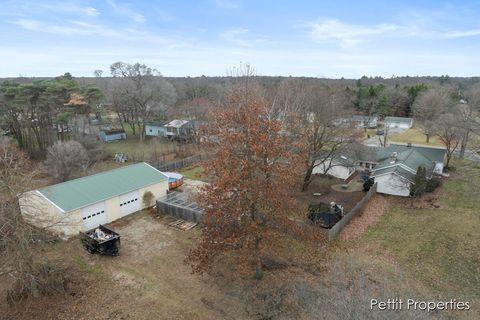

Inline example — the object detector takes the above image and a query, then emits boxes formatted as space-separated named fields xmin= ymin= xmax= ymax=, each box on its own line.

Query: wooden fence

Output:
xmin=328 ymin=183 xmax=377 ymax=240
xmin=149 ymin=154 xmax=206 ymax=172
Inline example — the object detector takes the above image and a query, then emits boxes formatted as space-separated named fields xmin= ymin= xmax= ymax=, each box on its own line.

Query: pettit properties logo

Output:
xmin=370 ymin=298 xmax=471 ymax=312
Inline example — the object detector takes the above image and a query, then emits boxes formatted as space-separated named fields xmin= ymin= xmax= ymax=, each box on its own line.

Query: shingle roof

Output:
xmin=373 ymin=148 xmax=437 ymax=182
xmin=37 ymin=162 xmax=167 ymax=212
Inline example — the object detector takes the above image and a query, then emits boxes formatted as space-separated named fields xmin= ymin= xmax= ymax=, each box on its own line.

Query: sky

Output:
xmin=1 ymin=0 xmax=480 ymax=78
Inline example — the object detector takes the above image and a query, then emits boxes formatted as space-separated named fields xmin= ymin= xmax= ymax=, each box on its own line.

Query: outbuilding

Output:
xmin=98 ymin=129 xmax=127 ymax=142
xmin=384 ymin=117 xmax=413 ymax=129
xmin=19 ymin=162 xmax=169 ymax=238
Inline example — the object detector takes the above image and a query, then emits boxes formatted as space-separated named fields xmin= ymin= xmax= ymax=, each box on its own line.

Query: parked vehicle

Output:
xmin=80 ymin=225 xmax=121 ymax=256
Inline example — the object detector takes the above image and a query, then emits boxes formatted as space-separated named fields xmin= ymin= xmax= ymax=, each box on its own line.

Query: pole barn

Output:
xmin=19 ymin=162 xmax=169 ymax=238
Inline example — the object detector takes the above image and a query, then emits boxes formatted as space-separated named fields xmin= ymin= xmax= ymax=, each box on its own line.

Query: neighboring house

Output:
xmin=312 ymin=155 xmax=356 ymax=180
xmin=384 ymin=117 xmax=413 ymax=129
xmin=19 ymin=163 xmax=169 ymax=238
xmin=98 ymin=129 xmax=127 ymax=142
xmin=145 ymin=121 xmax=168 ymax=138
xmin=372 ymin=149 xmax=436 ymax=197
xmin=316 ymin=143 xmax=446 ymax=196
xmin=165 ymin=120 xmax=195 ymax=138
xmin=351 ymin=115 xmax=378 ymax=128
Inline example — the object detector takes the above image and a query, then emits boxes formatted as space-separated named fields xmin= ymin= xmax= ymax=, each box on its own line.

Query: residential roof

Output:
xmin=373 ymin=165 xmax=416 ymax=183
xmin=146 ymin=121 xmax=168 ymax=127
xmin=165 ymin=119 xmax=190 ymax=128
xmin=37 ymin=162 xmax=168 ymax=212
xmin=373 ymin=148 xmax=436 ymax=182
xmin=384 ymin=116 xmax=413 ymax=124
xmin=359 ymin=144 xmax=446 ymax=164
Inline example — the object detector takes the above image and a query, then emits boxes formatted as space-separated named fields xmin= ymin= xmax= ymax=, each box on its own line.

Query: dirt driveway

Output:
xmin=2 ymin=211 xmax=247 ymax=320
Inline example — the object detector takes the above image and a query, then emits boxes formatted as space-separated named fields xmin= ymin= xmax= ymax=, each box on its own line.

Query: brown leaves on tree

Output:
xmin=186 ymin=86 xmax=322 ymax=280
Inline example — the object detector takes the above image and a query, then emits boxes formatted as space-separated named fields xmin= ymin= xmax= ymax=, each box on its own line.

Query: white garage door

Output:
xmin=119 ymin=190 xmax=140 ymax=217
xmin=81 ymin=201 xmax=107 ymax=230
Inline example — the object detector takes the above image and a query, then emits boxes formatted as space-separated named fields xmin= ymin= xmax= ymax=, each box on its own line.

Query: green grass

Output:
xmin=179 ymin=165 xmax=210 ymax=181
xmin=362 ymin=159 xmax=480 ymax=296
xmin=389 ymin=124 xmax=443 ymax=147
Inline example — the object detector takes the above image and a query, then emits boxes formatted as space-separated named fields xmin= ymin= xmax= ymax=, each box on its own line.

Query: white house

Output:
xmin=19 ymin=163 xmax=169 ymax=238
xmin=372 ymin=146 xmax=445 ymax=197
xmin=145 ymin=121 xmax=168 ymax=137
xmin=314 ymin=143 xmax=446 ymax=197
xmin=384 ymin=117 xmax=413 ymax=129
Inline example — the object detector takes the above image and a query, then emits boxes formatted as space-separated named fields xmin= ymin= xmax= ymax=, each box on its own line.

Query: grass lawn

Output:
xmin=179 ymin=165 xmax=210 ymax=181
xmin=354 ymin=159 xmax=480 ymax=298
xmin=389 ymin=124 xmax=443 ymax=147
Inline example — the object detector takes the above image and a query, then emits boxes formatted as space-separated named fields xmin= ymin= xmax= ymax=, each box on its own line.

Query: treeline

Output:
xmin=0 ymin=73 xmax=102 ymax=158
xmin=2 ymin=64 xmax=480 ymax=161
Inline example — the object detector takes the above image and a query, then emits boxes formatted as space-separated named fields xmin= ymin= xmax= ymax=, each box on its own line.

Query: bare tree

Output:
xmin=109 ymin=62 xmax=177 ymax=140
xmin=0 ymin=138 xmax=68 ymax=304
xmin=460 ymin=85 xmax=480 ymax=158
xmin=435 ymin=113 xmax=461 ymax=169
xmin=45 ymin=140 xmax=89 ymax=182
xmin=301 ymin=84 xmax=359 ymax=191
xmin=412 ymin=88 xmax=452 ymax=143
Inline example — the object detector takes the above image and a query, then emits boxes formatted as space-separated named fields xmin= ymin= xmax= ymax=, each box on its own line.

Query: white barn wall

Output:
xmin=19 ymin=191 xmax=83 ymax=237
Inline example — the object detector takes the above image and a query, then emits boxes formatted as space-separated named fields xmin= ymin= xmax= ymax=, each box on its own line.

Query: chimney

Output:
xmin=390 ymin=152 xmax=398 ymax=164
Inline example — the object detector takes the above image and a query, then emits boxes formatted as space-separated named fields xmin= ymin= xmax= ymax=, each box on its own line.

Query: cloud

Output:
xmin=304 ymin=19 xmax=400 ymax=47
xmin=220 ymin=28 xmax=252 ymax=46
xmin=304 ymin=17 xmax=480 ymax=47
xmin=10 ymin=19 xmax=123 ymax=37
xmin=105 ymin=0 xmax=145 ymax=23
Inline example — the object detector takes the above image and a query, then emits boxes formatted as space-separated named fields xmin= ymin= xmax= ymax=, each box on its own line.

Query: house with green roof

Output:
xmin=19 ymin=162 xmax=169 ymax=237
xmin=371 ymin=148 xmax=440 ymax=196
xmin=315 ymin=142 xmax=446 ymax=196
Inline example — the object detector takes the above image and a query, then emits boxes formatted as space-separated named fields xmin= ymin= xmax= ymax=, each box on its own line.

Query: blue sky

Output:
xmin=1 ymin=0 xmax=480 ymax=78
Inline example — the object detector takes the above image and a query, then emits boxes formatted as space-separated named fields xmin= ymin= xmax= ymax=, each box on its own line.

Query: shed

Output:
xmin=384 ymin=117 xmax=413 ymax=129
xmin=145 ymin=121 xmax=168 ymax=137
xmin=98 ymin=129 xmax=127 ymax=142
xmin=19 ymin=162 xmax=169 ymax=238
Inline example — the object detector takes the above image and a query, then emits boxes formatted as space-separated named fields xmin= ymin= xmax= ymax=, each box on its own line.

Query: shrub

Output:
xmin=142 ymin=191 xmax=155 ymax=208
xmin=426 ymin=177 xmax=442 ymax=192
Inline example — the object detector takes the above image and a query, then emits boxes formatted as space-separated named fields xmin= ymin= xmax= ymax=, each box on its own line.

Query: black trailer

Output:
xmin=80 ymin=225 xmax=121 ymax=256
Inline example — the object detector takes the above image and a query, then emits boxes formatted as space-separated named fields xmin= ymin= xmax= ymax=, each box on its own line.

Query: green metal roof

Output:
xmin=38 ymin=162 xmax=167 ymax=212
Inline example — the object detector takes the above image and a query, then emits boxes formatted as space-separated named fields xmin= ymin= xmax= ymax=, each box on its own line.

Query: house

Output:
xmin=372 ymin=149 xmax=436 ymax=196
xmin=165 ymin=120 xmax=195 ymax=139
xmin=145 ymin=121 xmax=168 ymax=137
xmin=312 ymin=155 xmax=356 ymax=180
xmin=384 ymin=117 xmax=413 ymax=129
xmin=19 ymin=163 xmax=169 ymax=238
xmin=315 ymin=143 xmax=446 ymax=196
xmin=351 ymin=115 xmax=378 ymax=128
xmin=98 ymin=129 xmax=127 ymax=142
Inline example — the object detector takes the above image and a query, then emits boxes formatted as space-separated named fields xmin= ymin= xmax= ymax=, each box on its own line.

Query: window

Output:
xmin=149 ymin=129 xmax=152 ymax=132
xmin=83 ymin=217 xmax=86 ymax=220
xmin=101 ymin=210 xmax=105 ymax=213
xmin=120 ymin=203 xmax=123 ymax=206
